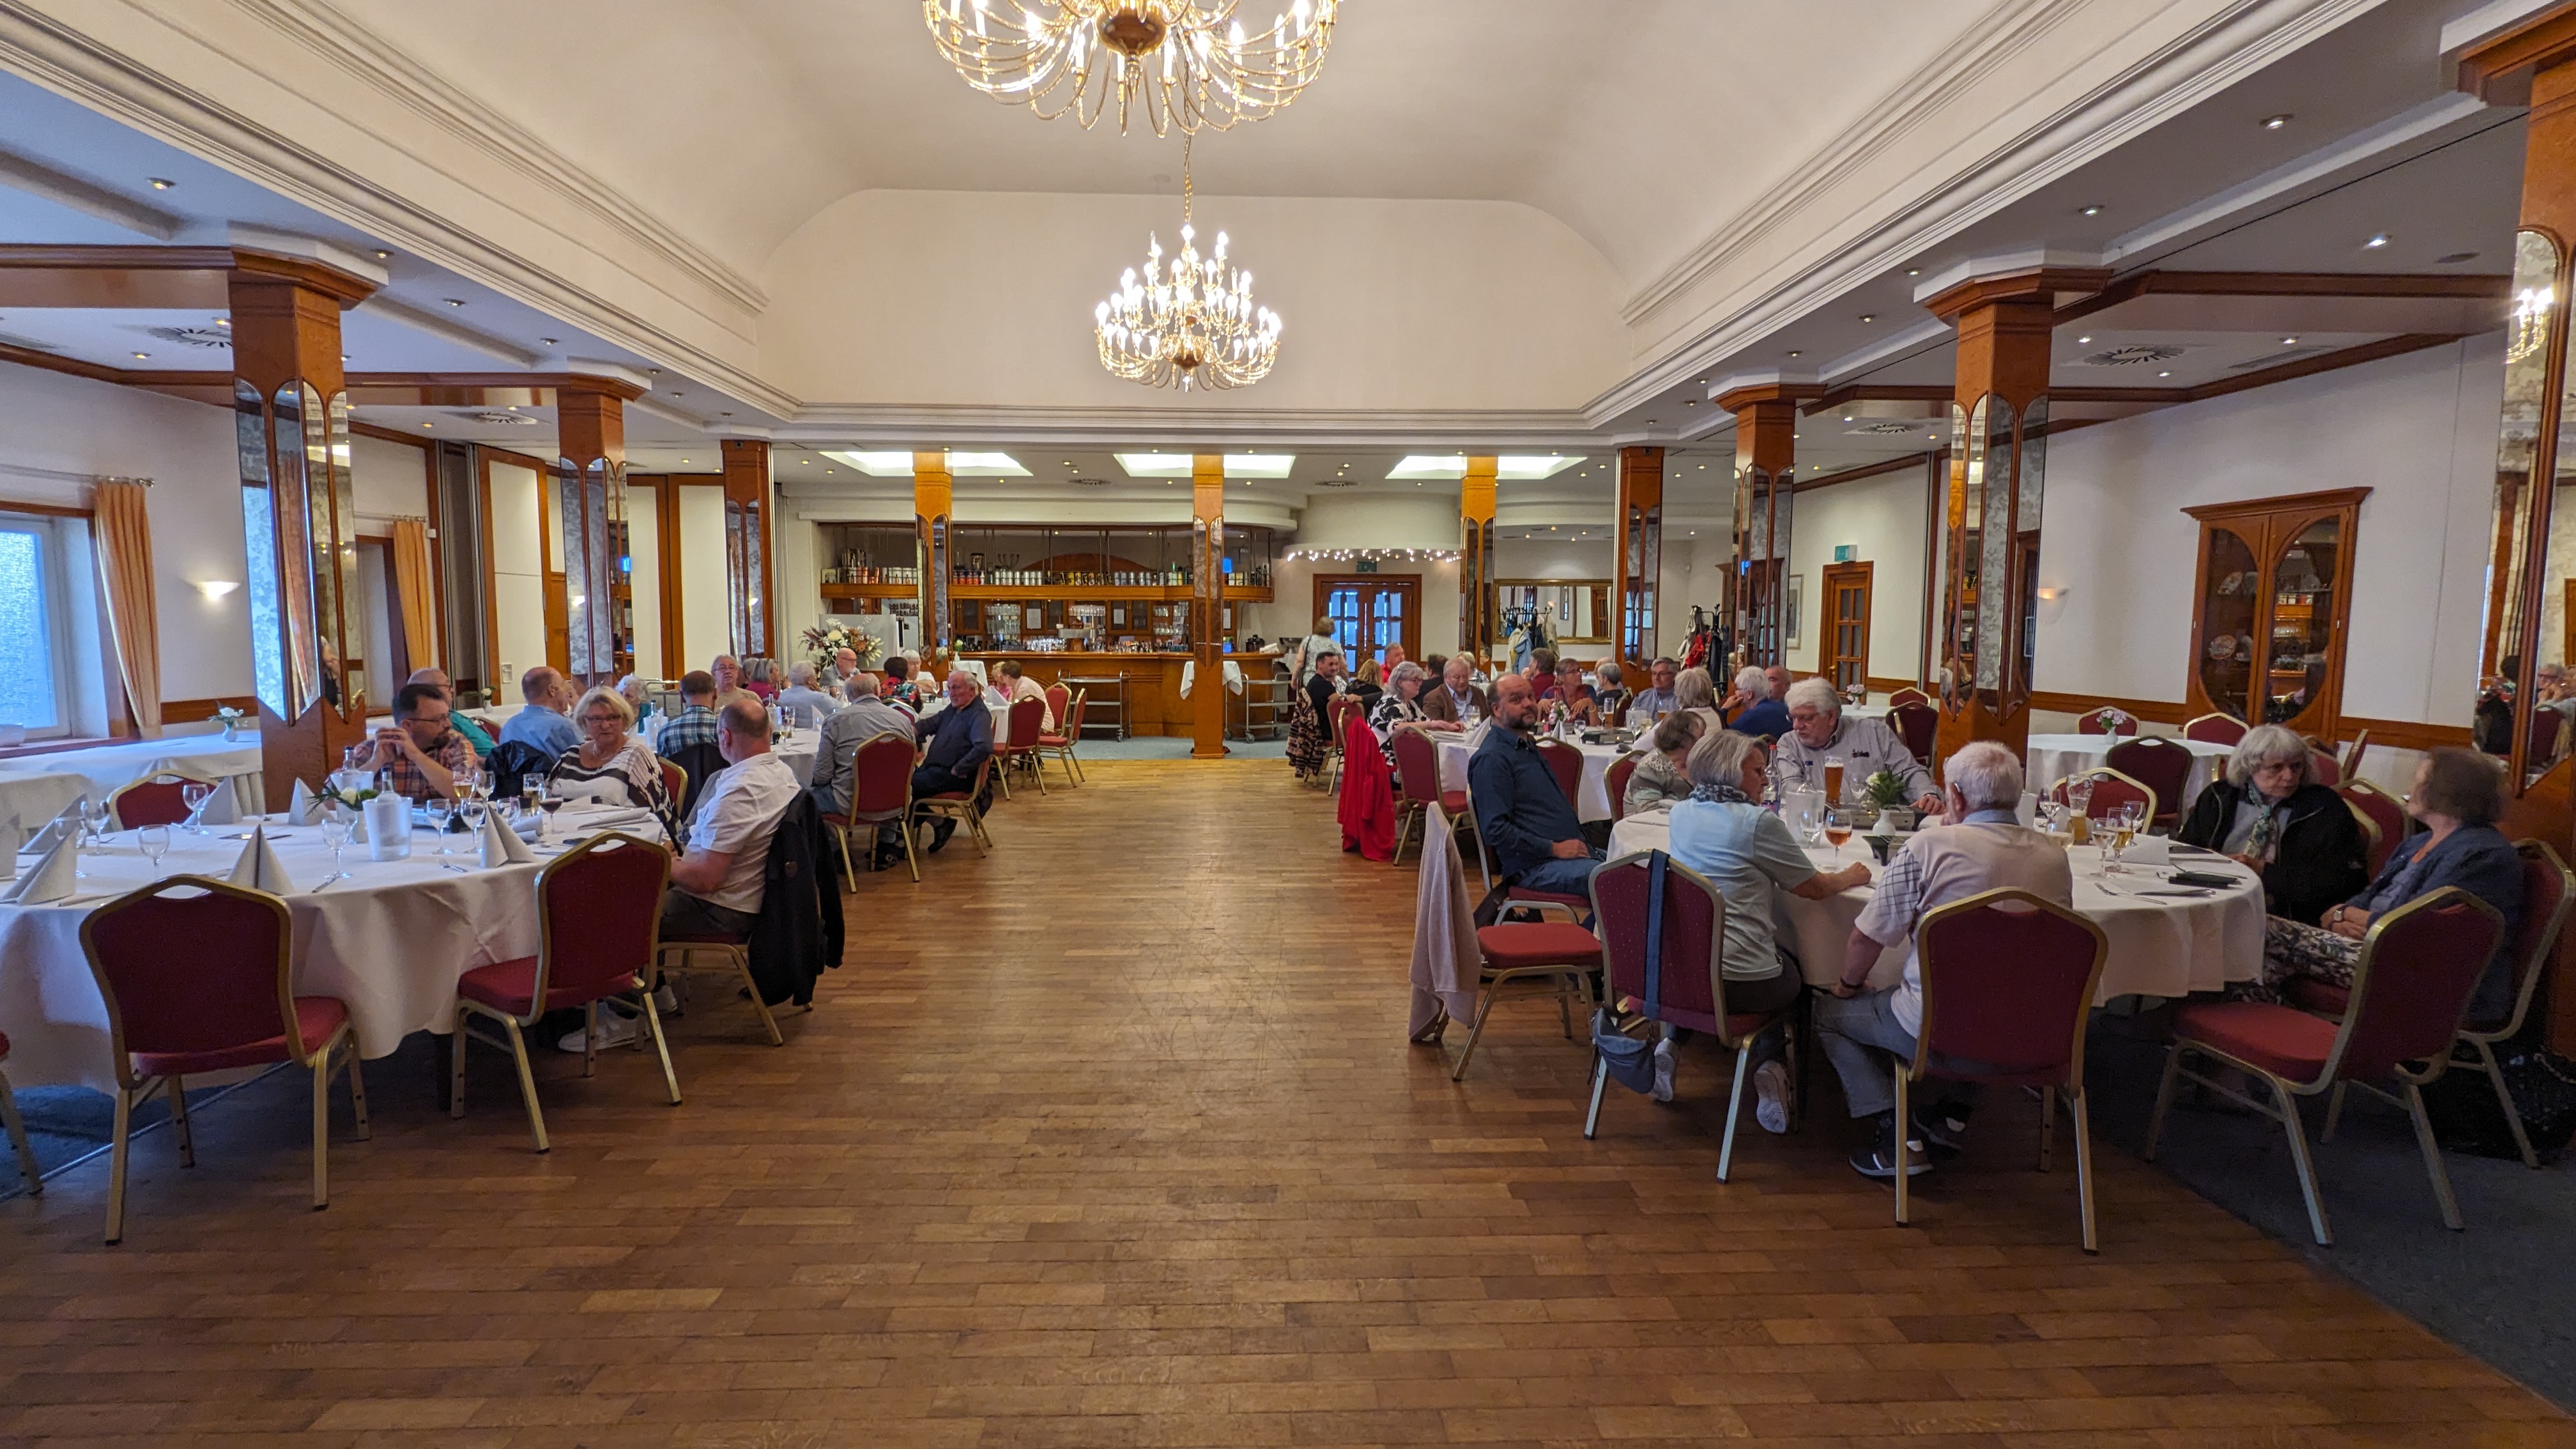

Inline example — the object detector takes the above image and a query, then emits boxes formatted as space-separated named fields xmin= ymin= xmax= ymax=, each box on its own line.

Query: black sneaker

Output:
xmin=926 ymin=818 xmax=958 ymax=854
xmin=1911 ymin=1103 xmax=1972 ymax=1162
xmin=1850 ymin=1112 xmax=1933 ymax=1180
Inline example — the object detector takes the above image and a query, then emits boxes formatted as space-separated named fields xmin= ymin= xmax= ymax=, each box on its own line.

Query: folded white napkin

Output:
xmin=24 ymin=798 xmax=81 ymax=857
xmin=198 ymin=783 xmax=240 ymax=826
xmin=287 ymin=778 xmax=322 ymax=826
xmin=226 ymin=825 xmax=297 ymax=894
xmin=2128 ymin=832 xmax=2174 ymax=868
xmin=478 ymin=807 xmax=536 ymax=866
xmin=3 ymin=832 xmax=75 ymax=905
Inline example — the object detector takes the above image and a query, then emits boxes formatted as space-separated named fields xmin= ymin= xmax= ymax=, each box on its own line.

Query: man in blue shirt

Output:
xmin=1466 ymin=672 xmax=1600 ymax=896
xmin=912 ymin=670 xmax=994 ymax=852
xmin=1726 ymin=666 xmax=1791 ymax=741
xmin=497 ymin=665 xmax=580 ymax=759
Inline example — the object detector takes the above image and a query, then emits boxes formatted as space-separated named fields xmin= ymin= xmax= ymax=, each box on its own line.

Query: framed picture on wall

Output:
xmin=1784 ymin=574 xmax=1805 ymax=649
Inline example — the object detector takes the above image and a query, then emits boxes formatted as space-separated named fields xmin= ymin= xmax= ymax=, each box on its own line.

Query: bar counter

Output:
xmin=960 ymin=650 xmax=1281 ymax=738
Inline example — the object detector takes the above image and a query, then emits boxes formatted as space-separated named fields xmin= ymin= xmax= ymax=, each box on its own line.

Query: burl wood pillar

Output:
xmin=1192 ymin=454 xmax=1229 ymax=758
xmin=1921 ymin=266 xmax=2105 ymax=767
xmin=228 ymin=255 xmax=376 ymax=807
xmin=1460 ymin=456 xmax=1497 ymax=666
xmin=914 ymin=452 xmax=953 ymax=661
xmin=2461 ymin=7 xmax=2576 ymax=1052
xmin=1613 ymin=447 xmax=1663 ymax=677
xmin=1717 ymin=387 xmax=1802 ymax=672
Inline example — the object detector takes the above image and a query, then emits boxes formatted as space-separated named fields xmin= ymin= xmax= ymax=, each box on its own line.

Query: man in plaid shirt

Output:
xmin=348 ymin=683 xmax=477 ymax=801
xmin=655 ymin=670 xmax=722 ymax=754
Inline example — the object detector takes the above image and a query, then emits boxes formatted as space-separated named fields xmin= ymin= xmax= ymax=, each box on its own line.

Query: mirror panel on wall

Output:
xmin=1973 ymin=395 xmax=2016 ymax=694
xmin=1938 ymin=399 xmax=1984 ymax=713
xmin=235 ymin=381 xmax=286 ymax=719
xmin=2478 ymin=228 xmax=2563 ymax=781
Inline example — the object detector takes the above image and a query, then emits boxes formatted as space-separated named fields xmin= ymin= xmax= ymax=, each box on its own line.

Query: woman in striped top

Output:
xmin=545 ymin=686 xmax=680 ymax=837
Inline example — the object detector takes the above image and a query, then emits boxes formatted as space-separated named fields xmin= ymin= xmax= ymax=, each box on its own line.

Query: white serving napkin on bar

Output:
xmin=3 ymin=833 xmax=75 ymax=905
xmin=478 ymin=807 xmax=536 ymax=866
xmin=225 ymin=825 xmax=297 ymax=894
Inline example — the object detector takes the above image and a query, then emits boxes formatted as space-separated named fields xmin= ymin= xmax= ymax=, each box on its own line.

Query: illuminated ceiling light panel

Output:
xmin=1387 ymin=454 xmax=1585 ymax=481
xmin=822 ymin=450 xmax=1031 ymax=477
xmin=1386 ymin=454 xmax=1468 ymax=480
xmin=1113 ymin=452 xmax=1296 ymax=478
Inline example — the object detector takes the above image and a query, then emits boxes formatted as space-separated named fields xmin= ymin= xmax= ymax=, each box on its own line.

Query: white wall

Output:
xmin=1783 ymin=462 xmax=1931 ymax=683
xmin=627 ymin=488 xmax=664 ymax=678
xmin=677 ymin=483 xmax=732 ymax=670
xmin=350 ymin=435 xmax=428 ymax=531
xmin=355 ymin=542 xmax=394 ymax=703
xmin=1258 ymin=493 xmax=1465 ymax=656
xmin=486 ymin=459 xmax=546 ymax=688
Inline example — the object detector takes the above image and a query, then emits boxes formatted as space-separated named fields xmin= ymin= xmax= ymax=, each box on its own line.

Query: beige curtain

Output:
xmin=391 ymin=517 xmax=438 ymax=671
xmin=92 ymin=480 xmax=162 ymax=739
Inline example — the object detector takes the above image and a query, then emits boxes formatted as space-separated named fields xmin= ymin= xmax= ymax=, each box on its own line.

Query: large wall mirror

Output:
xmin=2483 ymin=226 xmax=2576 ymax=790
xmin=1499 ymin=579 xmax=1611 ymax=644
xmin=235 ymin=378 xmax=359 ymax=722
xmin=1937 ymin=392 xmax=2046 ymax=723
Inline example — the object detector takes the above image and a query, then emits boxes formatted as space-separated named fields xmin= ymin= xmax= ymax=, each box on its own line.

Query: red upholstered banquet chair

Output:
xmin=454 ymin=832 xmax=680 ymax=1153
xmin=105 ymin=771 xmax=202 ymax=830
xmin=2306 ymin=741 xmax=2343 ymax=787
xmin=1604 ymin=753 xmax=1639 ymax=823
xmin=1036 ymin=687 xmax=1087 ymax=786
xmin=2076 ymin=707 xmax=2139 ymax=737
xmin=658 ymin=757 xmax=687 ymax=811
xmin=1584 ymin=852 xmax=1800 ymax=1181
xmin=993 ymin=696 xmax=1048 ymax=799
xmin=1890 ymin=702 xmax=1938 ymax=766
xmin=2046 ymin=767 xmax=2154 ymax=823
xmin=913 ymin=751 xmax=996 ymax=858
xmin=80 ymin=877 xmax=367 ymax=1245
xmin=1534 ymin=737 xmax=1585 ymax=806
xmin=1390 ymin=727 xmax=1467 ymax=866
xmin=2104 ymin=736 xmax=2191 ymax=830
xmin=1427 ymin=825 xmax=1599 ymax=1082
xmin=1042 ymin=682 xmax=1072 ymax=738
xmin=1891 ymin=889 xmax=2109 ymax=1250
xmin=2338 ymin=728 xmax=2372 ymax=783
xmin=1324 ymin=694 xmax=1360 ymax=795
xmin=827 ymin=732 xmax=922 ymax=883
xmin=0 ymin=1032 xmax=38 ymax=1197
xmin=2183 ymin=712 xmax=2246 ymax=746
xmin=2147 ymin=887 xmax=2504 ymax=1245
xmin=1887 ymin=686 xmax=1931 ymax=710
xmin=2334 ymin=780 xmax=2406 ymax=877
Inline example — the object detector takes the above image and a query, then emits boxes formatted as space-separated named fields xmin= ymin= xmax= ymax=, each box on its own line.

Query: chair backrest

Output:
xmin=1061 ymin=688 xmax=1089 ymax=742
xmin=2045 ymin=767 xmax=2152 ymax=821
xmin=1887 ymin=686 xmax=1931 ymax=710
xmin=2337 ymin=781 xmax=2407 ymax=877
xmin=2330 ymin=888 xmax=2504 ymax=1085
xmin=1890 ymin=702 xmax=1938 ymax=765
xmin=2076 ymin=707 xmax=2137 ymax=737
xmin=1002 ymin=695 xmax=1045 ymax=750
xmin=2183 ymin=712 xmax=2246 ymax=746
xmin=530 ymin=832 xmax=670 ymax=1011
xmin=1912 ymin=888 xmax=2106 ymax=1087
xmin=80 ymin=877 xmax=302 ymax=1087
xmin=1605 ymin=754 xmax=1639 ymax=822
xmin=487 ymin=739 xmax=555 ymax=789
xmin=1589 ymin=852 xmax=1733 ymax=1040
xmin=2103 ymin=737 xmax=2189 ymax=824
xmin=106 ymin=773 xmax=197 ymax=830
xmin=2306 ymin=746 xmax=2342 ymax=787
xmin=2483 ymin=840 xmax=2576 ymax=1036
xmin=1043 ymin=682 xmax=1071 ymax=732
xmin=658 ymin=756 xmax=687 ymax=806
xmin=2531 ymin=706 xmax=2566 ymax=769
xmin=849 ymin=732 xmax=916 ymax=816
xmin=1534 ymin=737 xmax=1584 ymax=806
xmin=665 ymin=740 xmax=726 ymax=821
xmin=1391 ymin=728 xmax=1443 ymax=806
xmin=2338 ymin=727 xmax=2371 ymax=781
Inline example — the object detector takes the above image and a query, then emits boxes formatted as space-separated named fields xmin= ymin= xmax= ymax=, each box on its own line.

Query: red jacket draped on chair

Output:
xmin=1338 ymin=719 xmax=1399 ymax=862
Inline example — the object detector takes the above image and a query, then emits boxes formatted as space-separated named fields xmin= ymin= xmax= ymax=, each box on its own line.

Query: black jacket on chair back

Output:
xmin=747 ymin=790 xmax=841 ymax=1007
xmin=661 ymin=742 xmax=727 ymax=823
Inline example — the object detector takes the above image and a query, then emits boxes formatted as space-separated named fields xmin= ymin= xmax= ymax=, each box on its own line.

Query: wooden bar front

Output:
xmin=961 ymin=651 xmax=1281 ymax=738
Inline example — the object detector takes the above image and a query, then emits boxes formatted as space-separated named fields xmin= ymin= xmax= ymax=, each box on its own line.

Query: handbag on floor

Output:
xmin=2421 ymin=1044 xmax=2576 ymax=1161
xmin=1592 ymin=850 xmax=1667 ymax=1096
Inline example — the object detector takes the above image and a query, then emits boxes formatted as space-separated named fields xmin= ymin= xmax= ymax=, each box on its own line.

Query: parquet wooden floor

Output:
xmin=1 ymin=758 xmax=2568 ymax=1447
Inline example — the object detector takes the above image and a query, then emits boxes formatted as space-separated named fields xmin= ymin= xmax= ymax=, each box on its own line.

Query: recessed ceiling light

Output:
xmin=443 ymin=298 xmax=465 ymax=307
xmin=680 ymin=457 xmax=690 ymax=464
xmin=1843 ymin=415 xmax=1854 ymax=422
xmin=2077 ymin=335 xmax=2092 ymax=345
xmin=1859 ymin=314 xmax=1876 ymax=323
xmin=2158 ymin=370 xmax=2172 ymax=378
xmin=539 ymin=337 xmax=558 ymax=346
xmin=214 ymin=318 xmax=230 ymax=328
xmin=1905 ymin=268 xmax=1921 ymax=277
xmin=130 ymin=351 xmax=148 ymax=360
xmin=1786 ymin=350 xmax=1801 ymax=358
xmin=801 ymin=459 xmax=810 ymax=465
xmin=421 ymin=422 xmax=433 ymax=429
xmin=1683 ymin=399 xmax=1698 ymax=406
xmin=148 ymin=177 xmax=174 ymax=190
xmin=670 ymin=390 xmax=682 ymax=397
xmin=2079 ymin=204 xmax=2104 ymax=217
xmin=2261 ymin=114 xmax=2292 ymax=130
xmin=2280 ymin=336 xmax=2299 ymax=346
xmin=2365 ymin=234 xmax=2390 ymax=249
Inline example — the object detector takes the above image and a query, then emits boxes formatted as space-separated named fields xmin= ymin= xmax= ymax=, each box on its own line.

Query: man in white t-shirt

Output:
xmin=1817 ymin=740 xmax=2073 ymax=1181
xmin=663 ymin=696 xmax=802 ymax=940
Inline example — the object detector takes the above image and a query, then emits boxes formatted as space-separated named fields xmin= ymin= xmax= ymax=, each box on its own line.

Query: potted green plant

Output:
xmin=1863 ymin=767 xmax=1913 ymax=831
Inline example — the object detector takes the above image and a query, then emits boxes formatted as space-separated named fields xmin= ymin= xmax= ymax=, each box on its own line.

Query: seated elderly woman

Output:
xmin=1367 ymin=659 xmax=1460 ymax=769
xmin=1546 ymin=658 xmax=1601 ymax=725
xmin=544 ymin=685 xmax=680 ymax=836
xmin=1672 ymin=665 xmax=1725 ymax=738
xmin=1655 ymin=728 xmax=1872 ymax=1119
xmin=2177 ymin=723 xmax=2366 ymax=924
xmin=1621 ymin=707 xmax=1706 ymax=816
xmin=616 ymin=673 xmax=655 ymax=729
xmin=2237 ymin=746 xmax=2524 ymax=1019
xmin=1592 ymin=661 xmax=1631 ymax=723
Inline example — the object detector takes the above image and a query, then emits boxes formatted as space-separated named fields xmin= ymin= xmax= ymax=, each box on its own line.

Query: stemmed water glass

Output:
xmin=320 ymin=805 xmax=352 ymax=887
xmin=425 ymin=797 xmax=453 ymax=856
xmin=180 ymin=781 xmax=214 ymax=835
xmin=138 ymin=825 xmax=169 ymax=875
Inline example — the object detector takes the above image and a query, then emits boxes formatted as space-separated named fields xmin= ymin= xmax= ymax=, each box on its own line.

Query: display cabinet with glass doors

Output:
xmin=2181 ymin=489 xmax=2367 ymax=740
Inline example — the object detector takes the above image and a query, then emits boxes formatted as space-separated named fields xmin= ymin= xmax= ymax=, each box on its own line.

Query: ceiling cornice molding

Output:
xmin=1584 ymin=0 xmax=2392 ymax=430
xmin=776 ymin=403 xmax=1607 ymax=450
xmin=0 ymin=0 xmax=800 ymax=419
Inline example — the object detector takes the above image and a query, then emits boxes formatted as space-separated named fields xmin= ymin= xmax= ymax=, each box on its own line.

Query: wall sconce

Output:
xmin=195 ymin=580 xmax=239 ymax=599
xmin=2035 ymin=585 xmax=2068 ymax=602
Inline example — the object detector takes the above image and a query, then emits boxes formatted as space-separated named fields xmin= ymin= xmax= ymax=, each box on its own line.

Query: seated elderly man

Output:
xmin=776 ymin=662 xmax=839 ymax=729
xmin=1816 ymin=741 xmax=2074 ymax=1179
xmin=1467 ymin=671 xmax=1602 ymax=898
xmin=347 ymin=682 xmax=476 ymax=801
xmin=406 ymin=666 xmax=494 ymax=758
xmin=1624 ymin=657 xmax=1681 ymax=726
xmin=810 ymin=671 xmax=921 ymax=866
xmin=821 ymin=645 xmax=861 ymax=695
xmin=912 ymin=670 xmax=995 ymax=853
xmin=656 ymin=671 xmax=722 ymax=756
xmin=498 ymin=664 xmax=580 ymax=760
xmin=1420 ymin=654 xmax=1490 ymax=723
xmin=1773 ymin=677 xmax=1940 ymax=813
xmin=1724 ymin=666 xmax=1791 ymax=740
xmin=662 ymin=697 xmax=802 ymax=941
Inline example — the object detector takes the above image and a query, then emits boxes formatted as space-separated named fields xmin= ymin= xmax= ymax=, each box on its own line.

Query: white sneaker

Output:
xmin=1650 ymin=1038 xmax=1676 ymax=1103
xmin=652 ymin=984 xmax=679 ymax=1016
xmin=555 ymin=1009 xmax=639 ymax=1054
xmin=1753 ymin=1060 xmax=1791 ymax=1134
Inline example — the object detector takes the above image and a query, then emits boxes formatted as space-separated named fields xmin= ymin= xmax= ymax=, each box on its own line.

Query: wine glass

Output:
xmin=1822 ymin=808 xmax=1854 ymax=861
xmin=539 ymin=793 xmax=566 ymax=845
xmin=521 ymin=774 xmax=545 ymax=814
xmin=425 ymin=797 xmax=453 ymax=856
xmin=138 ymin=825 xmax=169 ymax=873
xmin=320 ymin=806 xmax=351 ymax=885
xmin=180 ymin=781 xmax=214 ymax=834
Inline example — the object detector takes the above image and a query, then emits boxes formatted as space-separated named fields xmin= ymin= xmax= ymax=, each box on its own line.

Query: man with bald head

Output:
xmin=497 ymin=664 xmax=579 ymax=758
xmin=406 ymin=666 xmax=494 ymax=758
xmin=910 ymin=669 xmax=995 ymax=853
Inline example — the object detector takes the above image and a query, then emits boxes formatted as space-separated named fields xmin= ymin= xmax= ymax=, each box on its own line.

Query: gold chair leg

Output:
xmin=2272 ymin=1075 xmax=2330 ymax=1246
xmin=641 ymin=988 xmax=682 ymax=1105
xmin=582 ymin=1002 xmax=598 ymax=1078
xmin=2475 ymin=1039 xmax=2541 ymax=1169
xmin=448 ymin=1018 xmax=468 ymax=1120
xmin=2070 ymin=1088 xmax=2099 ymax=1255
xmin=995 ymin=762 xmax=1012 ymax=801
xmin=503 ymin=1019 xmax=549 ymax=1154
xmin=105 ymin=1086 xmax=134 ymax=1245
xmin=1893 ymin=1069 xmax=1912 ymax=1226
xmin=1717 ymin=1045 xmax=1752 ymax=1184
xmin=167 ymin=1074 xmax=194 ymax=1168
xmin=310 ymin=1059 xmax=331 ymax=1211
xmin=2320 ymin=1080 xmax=2348 ymax=1141
xmin=2404 ymin=1080 xmax=2465 ymax=1232
xmin=1032 ymin=754 xmax=1047 ymax=794
xmin=738 ymin=954 xmax=785 ymax=1046
xmin=1452 ymin=985 xmax=1499 ymax=1082
xmin=0 ymin=1070 xmax=38 ymax=1195
xmin=2142 ymin=1043 xmax=2184 ymax=1160
xmin=1582 ymin=1055 xmax=1610 ymax=1139
xmin=903 ymin=816 xmax=922 ymax=881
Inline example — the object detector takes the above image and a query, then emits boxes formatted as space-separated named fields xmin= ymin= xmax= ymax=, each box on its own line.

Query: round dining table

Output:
xmin=0 ymin=804 xmax=666 ymax=1092
xmin=1604 ymin=808 xmax=2266 ymax=1002
xmin=2025 ymin=733 xmax=2232 ymax=815
xmin=1436 ymin=732 xmax=1629 ymax=824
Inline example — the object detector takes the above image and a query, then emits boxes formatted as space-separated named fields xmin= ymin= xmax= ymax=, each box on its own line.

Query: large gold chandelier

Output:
xmin=924 ymin=0 xmax=1336 ymax=136
xmin=1094 ymin=139 xmax=1281 ymax=391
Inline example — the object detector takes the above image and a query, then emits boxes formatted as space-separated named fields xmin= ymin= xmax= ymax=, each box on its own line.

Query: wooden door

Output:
xmin=1313 ymin=574 xmax=1420 ymax=668
xmin=1820 ymin=561 xmax=1871 ymax=693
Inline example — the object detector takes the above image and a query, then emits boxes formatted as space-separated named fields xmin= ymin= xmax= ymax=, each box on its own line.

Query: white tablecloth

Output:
xmin=0 ymin=805 xmax=668 ymax=1092
xmin=915 ymin=698 xmax=1015 ymax=742
xmin=1606 ymin=811 xmax=2265 ymax=1002
xmin=1436 ymin=734 xmax=1627 ymax=823
xmin=1178 ymin=659 xmax=1246 ymax=698
xmin=2025 ymin=733 xmax=2231 ymax=815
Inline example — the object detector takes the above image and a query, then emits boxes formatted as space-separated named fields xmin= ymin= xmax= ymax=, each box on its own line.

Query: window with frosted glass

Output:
xmin=0 ymin=523 xmax=61 ymax=733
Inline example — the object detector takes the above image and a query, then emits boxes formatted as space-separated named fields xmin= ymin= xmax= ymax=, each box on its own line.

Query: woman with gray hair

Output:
xmin=2175 ymin=723 xmax=2366 ymax=925
xmin=1592 ymin=660 xmax=1631 ymax=723
xmin=1367 ymin=659 xmax=1454 ymax=770
xmin=1673 ymin=665 xmax=1724 ymax=738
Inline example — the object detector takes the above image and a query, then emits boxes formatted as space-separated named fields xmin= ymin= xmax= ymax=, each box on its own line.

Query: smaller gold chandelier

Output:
xmin=1094 ymin=144 xmax=1280 ymax=392
xmin=926 ymin=0 xmax=1335 ymax=136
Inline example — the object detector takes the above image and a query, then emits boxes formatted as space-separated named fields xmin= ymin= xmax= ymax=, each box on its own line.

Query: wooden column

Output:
xmin=1921 ymin=266 xmax=2106 ymax=766
xmin=721 ymin=440 xmax=774 ymax=659
xmin=227 ymin=253 xmax=378 ymax=806
xmin=1613 ymin=447 xmax=1663 ymax=676
xmin=1192 ymin=454 xmax=1229 ymax=758
xmin=914 ymin=452 xmax=953 ymax=661
xmin=1717 ymin=387 xmax=1805 ymax=673
xmin=1460 ymin=456 xmax=1498 ymax=666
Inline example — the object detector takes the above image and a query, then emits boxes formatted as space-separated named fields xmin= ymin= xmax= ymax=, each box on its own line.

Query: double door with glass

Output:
xmin=1315 ymin=574 xmax=1419 ymax=670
